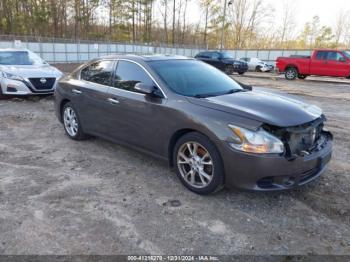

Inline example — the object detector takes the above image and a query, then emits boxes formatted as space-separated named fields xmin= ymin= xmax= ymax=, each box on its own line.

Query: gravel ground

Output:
xmin=0 ymin=76 xmax=349 ymax=255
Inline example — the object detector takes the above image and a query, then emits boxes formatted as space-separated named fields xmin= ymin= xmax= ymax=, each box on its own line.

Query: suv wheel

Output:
xmin=62 ymin=102 xmax=87 ymax=140
xmin=0 ymin=86 xmax=6 ymax=100
xmin=224 ymin=65 xmax=234 ymax=75
xmin=173 ymin=132 xmax=224 ymax=195
xmin=255 ymin=65 xmax=262 ymax=72
xmin=285 ymin=67 xmax=298 ymax=80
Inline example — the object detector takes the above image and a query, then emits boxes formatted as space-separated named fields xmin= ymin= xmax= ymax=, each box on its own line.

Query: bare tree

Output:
xmin=278 ymin=0 xmax=296 ymax=47
xmin=334 ymin=10 xmax=349 ymax=47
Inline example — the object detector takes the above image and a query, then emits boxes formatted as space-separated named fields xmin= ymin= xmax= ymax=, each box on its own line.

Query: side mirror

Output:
xmin=339 ymin=57 xmax=346 ymax=62
xmin=134 ymin=82 xmax=163 ymax=97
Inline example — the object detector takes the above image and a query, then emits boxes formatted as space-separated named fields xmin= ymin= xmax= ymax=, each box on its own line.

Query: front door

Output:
xmin=325 ymin=51 xmax=349 ymax=77
xmin=104 ymin=60 xmax=167 ymax=155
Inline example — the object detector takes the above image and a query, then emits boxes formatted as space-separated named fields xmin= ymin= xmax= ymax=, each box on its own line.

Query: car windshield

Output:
xmin=344 ymin=51 xmax=350 ymax=59
xmin=148 ymin=59 xmax=243 ymax=97
xmin=0 ymin=50 xmax=47 ymax=65
xmin=221 ymin=52 xmax=234 ymax=59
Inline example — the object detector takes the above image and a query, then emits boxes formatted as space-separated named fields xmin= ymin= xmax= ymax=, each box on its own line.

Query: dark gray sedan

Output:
xmin=54 ymin=55 xmax=332 ymax=194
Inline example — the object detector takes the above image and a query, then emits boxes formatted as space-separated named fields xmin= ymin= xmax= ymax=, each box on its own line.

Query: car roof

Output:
xmin=98 ymin=54 xmax=193 ymax=62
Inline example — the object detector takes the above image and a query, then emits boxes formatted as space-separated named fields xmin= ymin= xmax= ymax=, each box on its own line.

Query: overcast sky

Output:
xmin=187 ymin=0 xmax=348 ymax=30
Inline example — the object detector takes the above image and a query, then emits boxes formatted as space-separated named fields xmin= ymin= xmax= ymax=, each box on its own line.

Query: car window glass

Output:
xmin=211 ymin=53 xmax=220 ymax=59
xmin=81 ymin=60 xmax=114 ymax=86
xmin=202 ymin=52 xmax=211 ymax=58
xmin=316 ymin=51 xmax=327 ymax=60
xmin=327 ymin=52 xmax=344 ymax=61
xmin=114 ymin=60 xmax=155 ymax=93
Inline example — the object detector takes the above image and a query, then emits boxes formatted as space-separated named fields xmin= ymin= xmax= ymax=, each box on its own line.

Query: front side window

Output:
xmin=148 ymin=59 xmax=242 ymax=97
xmin=327 ymin=52 xmax=344 ymax=61
xmin=114 ymin=60 xmax=154 ymax=93
xmin=344 ymin=51 xmax=350 ymax=59
xmin=221 ymin=52 xmax=234 ymax=59
xmin=81 ymin=60 xmax=115 ymax=86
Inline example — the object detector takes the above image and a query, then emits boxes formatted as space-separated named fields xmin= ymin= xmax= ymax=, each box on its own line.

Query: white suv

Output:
xmin=0 ymin=48 xmax=63 ymax=97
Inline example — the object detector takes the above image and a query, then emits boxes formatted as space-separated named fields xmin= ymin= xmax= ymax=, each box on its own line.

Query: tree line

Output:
xmin=0 ymin=0 xmax=349 ymax=49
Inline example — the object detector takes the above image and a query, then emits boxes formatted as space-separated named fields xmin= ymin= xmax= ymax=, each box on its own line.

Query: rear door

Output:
xmin=104 ymin=60 xmax=167 ymax=154
xmin=76 ymin=59 xmax=116 ymax=135
xmin=198 ymin=52 xmax=214 ymax=66
xmin=210 ymin=52 xmax=224 ymax=70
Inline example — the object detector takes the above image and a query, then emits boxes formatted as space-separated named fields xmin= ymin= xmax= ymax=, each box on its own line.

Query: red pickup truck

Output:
xmin=276 ymin=49 xmax=350 ymax=80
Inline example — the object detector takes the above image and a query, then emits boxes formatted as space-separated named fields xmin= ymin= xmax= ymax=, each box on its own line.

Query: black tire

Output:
xmin=0 ymin=86 xmax=6 ymax=100
xmin=298 ymin=74 xmax=307 ymax=79
xmin=62 ymin=102 xmax=88 ymax=140
xmin=285 ymin=67 xmax=298 ymax=80
xmin=173 ymin=132 xmax=224 ymax=195
xmin=224 ymin=65 xmax=234 ymax=75
xmin=238 ymin=71 xmax=245 ymax=75
xmin=255 ymin=65 xmax=262 ymax=72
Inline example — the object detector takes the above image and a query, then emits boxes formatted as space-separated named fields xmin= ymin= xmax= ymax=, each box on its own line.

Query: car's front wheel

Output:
xmin=173 ymin=132 xmax=224 ymax=195
xmin=62 ymin=102 xmax=87 ymax=140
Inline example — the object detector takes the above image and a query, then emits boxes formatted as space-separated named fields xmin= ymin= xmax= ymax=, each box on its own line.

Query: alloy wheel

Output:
xmin=63 ymin=106 xmax=79 ymax=137
xmin=286 ymin=68 xmax=297 ymax=79
xmin=177 ymin=142 xmax=214 ymax=188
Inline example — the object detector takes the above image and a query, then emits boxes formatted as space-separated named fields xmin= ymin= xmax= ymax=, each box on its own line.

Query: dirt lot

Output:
xmin=0 ymin=75 xmax=349 ymax=255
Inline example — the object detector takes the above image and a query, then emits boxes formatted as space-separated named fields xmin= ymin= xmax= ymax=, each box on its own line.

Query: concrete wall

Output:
xmin=1 ymin=39 xmax=316 ymax=66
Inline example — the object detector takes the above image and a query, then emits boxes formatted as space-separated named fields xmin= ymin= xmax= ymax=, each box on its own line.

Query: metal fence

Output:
xmin=0 ymin=35 xmax=315 ymax=65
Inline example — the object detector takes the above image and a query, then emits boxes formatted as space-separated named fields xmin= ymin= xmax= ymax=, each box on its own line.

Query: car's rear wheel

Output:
xmin=285 ymin=67 xmax=298 ymax=80
xmin=238 ymin=71 xmax=245 ymax=75
xmin=298 ymin=74 xmax=307 ymax=79
xmin=173 ymin=132 xmax=224 ymax=195
xmin=224 ymin=65 xmax=234 ymax=75
xmin=62 ymin=102 xmax=87 ymax=140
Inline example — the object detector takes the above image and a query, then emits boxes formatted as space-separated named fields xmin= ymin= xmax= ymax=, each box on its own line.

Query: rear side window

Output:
xmin=315 ymin=51 xmax=327 ymax=60
xmin=211 ymin=52 xmax=220 ymax=59
xmin=81 ymin=60 xmax=115 ymax=86
xmin=196 ymin=52 xmax=210 ymax=58
xmin=114 ymin=60 xmax=154 ymax=93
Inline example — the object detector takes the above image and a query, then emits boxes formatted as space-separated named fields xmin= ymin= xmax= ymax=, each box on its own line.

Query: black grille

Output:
xmin=29 ymin=78 xmax=56 ymax=90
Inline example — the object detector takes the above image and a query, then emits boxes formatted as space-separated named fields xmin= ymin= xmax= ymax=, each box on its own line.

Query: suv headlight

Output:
xmin=228 ymin=124 xmax=284 ymax=154
xmin=1 ymin=71 xmax=24 ymax=81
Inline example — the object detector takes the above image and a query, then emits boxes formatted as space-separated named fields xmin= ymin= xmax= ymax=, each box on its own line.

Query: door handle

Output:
xmin=72 ymin=89 xmax=82 ymax=94
xmin=107 ymin=98 xmax=120 ymax=104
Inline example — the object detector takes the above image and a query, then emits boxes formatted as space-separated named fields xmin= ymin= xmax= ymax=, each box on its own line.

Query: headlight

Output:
xmin=228 ymin=124 xmax=284 ymax=154
xmin=1 ymin=71 xmax=24 ymax=81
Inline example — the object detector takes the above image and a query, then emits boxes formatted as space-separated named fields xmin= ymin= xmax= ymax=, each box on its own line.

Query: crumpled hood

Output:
xmin=188 ymin=90 xmax=322 ymax=127
xmin=0 ymin=64 xmax=63 ymax=78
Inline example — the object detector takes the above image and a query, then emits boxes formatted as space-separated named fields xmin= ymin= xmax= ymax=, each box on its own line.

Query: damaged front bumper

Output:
xmin=222 ymin=131 xmax=333 ymax=191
